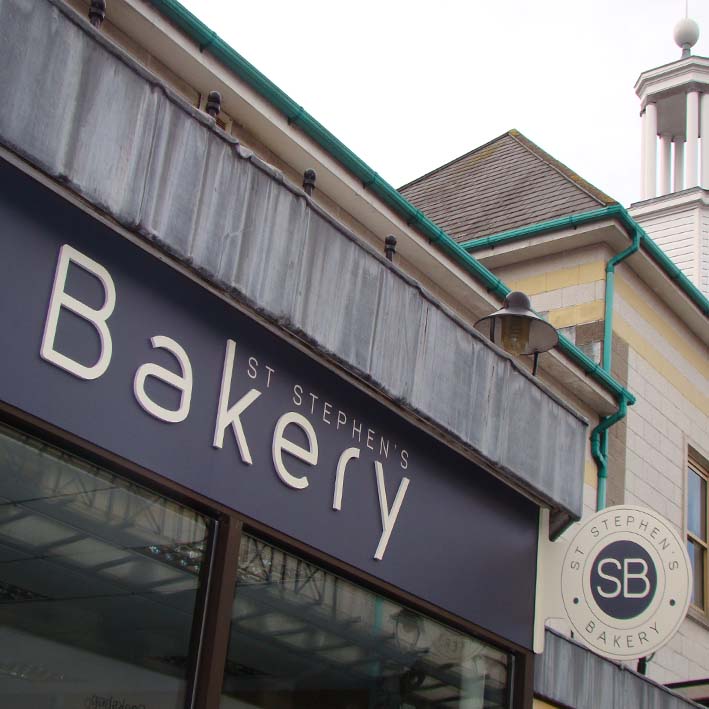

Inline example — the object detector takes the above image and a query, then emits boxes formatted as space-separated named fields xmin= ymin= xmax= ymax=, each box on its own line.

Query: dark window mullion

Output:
xmin=188 ymin=513 xmax=242 ymax=709
xmin=511 ymin=650 xmax=534 ymax=709
xmin=688 ymin=531 xmax=708 ymax=548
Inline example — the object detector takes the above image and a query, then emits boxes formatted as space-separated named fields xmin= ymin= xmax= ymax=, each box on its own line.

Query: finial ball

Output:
xmin=674 ymin=17 xmax=700 ymax=49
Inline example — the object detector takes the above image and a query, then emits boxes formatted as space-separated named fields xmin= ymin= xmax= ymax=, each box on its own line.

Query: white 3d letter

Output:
xmin=40 ymin=244 xmax=115 ymax=380
xmin=333 ymin=447 xmax=360 ymax=510
xmin=213 ymin=339 xmax=262 ymax=464
xmin=272 ymin=412 xmax=318 ymax=489
xmin=133 ymin=336 xmax=193 ymax=423
xmin=374 ymin=462 xmax=410 ymax=560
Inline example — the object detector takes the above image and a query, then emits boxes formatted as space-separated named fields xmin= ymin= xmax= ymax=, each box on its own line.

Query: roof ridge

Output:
xmin=507 ymin=130 xmax=617 ymax=207
xmin=398 ymin=130 xmax=518 ymax=192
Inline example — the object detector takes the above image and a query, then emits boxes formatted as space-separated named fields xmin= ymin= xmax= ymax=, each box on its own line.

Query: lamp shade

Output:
xmin=474 ymin=291 xmax=558 ymax=356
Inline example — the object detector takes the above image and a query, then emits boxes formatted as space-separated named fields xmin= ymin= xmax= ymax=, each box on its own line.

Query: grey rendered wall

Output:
xmin=0 ymin=0 xmax=587 ymax=522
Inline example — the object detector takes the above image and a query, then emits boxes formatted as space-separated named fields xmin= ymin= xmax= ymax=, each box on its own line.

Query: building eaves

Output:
xmin=133 ymin=0 xmax=634 ymax=417
xmin=1 ymin=0 xmax=594 ymax=527
xmin=462 ymin=205 xmax=709 ymax=322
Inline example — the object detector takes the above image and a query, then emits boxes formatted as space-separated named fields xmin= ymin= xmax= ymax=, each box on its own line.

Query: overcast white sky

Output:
xmin=180 ymin=0 xmax=709 ymax=207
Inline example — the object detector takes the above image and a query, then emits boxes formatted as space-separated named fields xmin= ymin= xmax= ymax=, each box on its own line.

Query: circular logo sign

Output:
xmin=561 ymin=505 xmax=692 ymax=661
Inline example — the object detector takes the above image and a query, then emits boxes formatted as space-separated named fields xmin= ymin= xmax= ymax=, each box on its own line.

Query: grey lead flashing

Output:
xmin=0 ymin=0 xmax=586 ymax=521
xmin=535 ymin=630 xmax=702 ymax=709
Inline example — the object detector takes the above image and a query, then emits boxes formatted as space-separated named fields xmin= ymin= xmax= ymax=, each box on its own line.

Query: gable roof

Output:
xmin=399 ymin=130 xmax=617 ymax=243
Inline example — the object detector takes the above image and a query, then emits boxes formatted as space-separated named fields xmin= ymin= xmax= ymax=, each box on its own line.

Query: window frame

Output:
xmin=688 ymin=453 xmax=709 ymax=617
xmin=0 ymin=400 xmax=534 ymax=709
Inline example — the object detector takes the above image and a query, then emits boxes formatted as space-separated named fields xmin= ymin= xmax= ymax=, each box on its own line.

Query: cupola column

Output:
xmin=673 ymin=138 xmax=686 ymax=191
xmin=659 ymin=134 xmax=672 ymax=195
xmin=644 ymin=102 xmax=658 ymax=198
xmin=702 ymin=92 xmax=709 ymax=187
xmin=686 ymin=90 xmax=700 ymax=187
xmin=640 ymin=109 xmax=647 ymax=199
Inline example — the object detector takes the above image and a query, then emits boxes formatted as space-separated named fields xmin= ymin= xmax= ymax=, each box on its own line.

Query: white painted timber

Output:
xmin=660 ymin=134 xmax=672 ymax=195
xmin=645 ymin=103 xmax=658 ymax=199
xmin=702 ymin=93 xmax=709 ymax=188
xmin=687 ymin=91 xmax=700 ymax=188
xmin=674 ymin=139 xmax=685 ymax=191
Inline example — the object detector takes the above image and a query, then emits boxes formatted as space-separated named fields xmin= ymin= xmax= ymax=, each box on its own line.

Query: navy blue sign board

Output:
xmin=0 ymin=159 xmax=538 ymax=648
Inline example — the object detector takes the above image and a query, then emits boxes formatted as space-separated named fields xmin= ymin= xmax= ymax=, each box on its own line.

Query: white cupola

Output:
xmin=630 ymin=17 xmax=709 ymax=296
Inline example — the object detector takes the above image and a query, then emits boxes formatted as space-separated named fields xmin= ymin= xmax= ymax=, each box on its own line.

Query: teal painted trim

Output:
xmin=638 ymin=224 xmax=709 ymax=317
xmin=460 ymin=208 xmax=618 ymax=251
xmin=597 ymin=473 xmax=607 ymax=512
xmin=463 ymin=205 xmax=709 ymax=318
xmin=146 ymin=0 xmax=639 ymax=408
xmin=591 ymin=228 xmax=637 ymax=512
xmin=590 ymin=395 xmax=629 ymax=510
xmin=596 ymin=225 xmax=638 ymax=511
xmin=145 ymin=1 xmax=508 ymax=292
xmin=556 ymin=335 xmax=636 ymax=406
xmin=461 ymin=202 xmax=709 ymax=512
xmin=603 ymin=267 xmax=616 ymax=374
xmin=603 ymin=224 xmax=641 ymax=372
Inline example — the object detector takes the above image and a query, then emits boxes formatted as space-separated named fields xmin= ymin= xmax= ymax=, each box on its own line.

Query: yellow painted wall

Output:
xmin=534 ymin=699 xmax=562 ymax=709
xmin=615 ymin=277 xmax=707 ymax=375
xmin=507 ymin=261 xmax=605 ymax=295
xmin=614 ymin=313 xmax=708 ymax=413
xmin=547 ymin=300 xmax=604 ymax=328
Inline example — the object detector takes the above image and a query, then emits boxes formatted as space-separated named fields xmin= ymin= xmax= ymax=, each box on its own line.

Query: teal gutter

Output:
xmin=462 ymin=204 xmax=709 ymax=318
xmin=463 ymin=203 xmax=709 ymax=511
xmin=147 ymin=0 xmax=637 ymax=411
xmin=460 ymin=207 xmax=618 ymax=251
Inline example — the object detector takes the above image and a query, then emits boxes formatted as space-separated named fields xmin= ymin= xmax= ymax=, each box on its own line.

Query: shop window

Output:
xmin=688 ymin=455 xmax=708 ymax=612
xmin=220 ymin=534 xmax=511 ymax=708
xmin=0 ymin=424 xmax=212 ymax=708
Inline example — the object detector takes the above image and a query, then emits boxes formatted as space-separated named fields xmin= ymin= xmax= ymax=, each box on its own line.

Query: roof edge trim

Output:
xmin=397 ymin=129 xmax=517 ymax=192
xmin=508 ymin=130 xmax=616 ymax=207
xmin=461 ymin=205 xmax=709 ymax=319
xmin=146 ymin=0 xmax=636 ymax=406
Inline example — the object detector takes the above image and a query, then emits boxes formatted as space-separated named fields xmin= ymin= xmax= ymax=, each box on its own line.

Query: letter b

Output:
xmin=41 ymin=245 xmax=115 ymax=379
xmin=623 ymin=558 xmax=651 ymax=599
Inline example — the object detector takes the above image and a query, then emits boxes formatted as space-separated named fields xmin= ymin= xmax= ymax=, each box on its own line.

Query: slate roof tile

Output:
xmin=399 ymin=130 xmax=616 ymax=243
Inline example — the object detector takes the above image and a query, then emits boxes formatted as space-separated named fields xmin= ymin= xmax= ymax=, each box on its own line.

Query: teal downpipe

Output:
xmin=590 ymin=396 xmax=629 ymax=511
xmin=592 ymin=225 xmax=640 ymax=511
xmin=603 ymin=225 xmax=640 ymax=372
xmin=465 ymin=208 xmax=699 ymax=511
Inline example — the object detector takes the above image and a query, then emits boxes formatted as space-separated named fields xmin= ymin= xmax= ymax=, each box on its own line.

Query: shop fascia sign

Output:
xmin=535 ymin=505 xmax=692 ymax=661
xmin=39 ymin=245 xmax=409 ymax=561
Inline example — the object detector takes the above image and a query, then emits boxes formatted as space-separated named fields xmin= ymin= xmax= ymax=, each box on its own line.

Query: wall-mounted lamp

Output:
xmin=392 ymin=609 xmax=424 ymax=650
xmin=474 ymin=291 xmax=558 ymax=375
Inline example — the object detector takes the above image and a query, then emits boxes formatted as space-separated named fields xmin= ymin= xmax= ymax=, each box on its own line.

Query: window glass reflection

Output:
xmin=0 ymin=425 xmax=210 ymax=708
xmin=688 ymin=540 xmax=705 ymax=609
xmin=688 ymin=468 xmax=706 ymax=541
xmin=221 ymin=534 xmax=511 ymax=708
